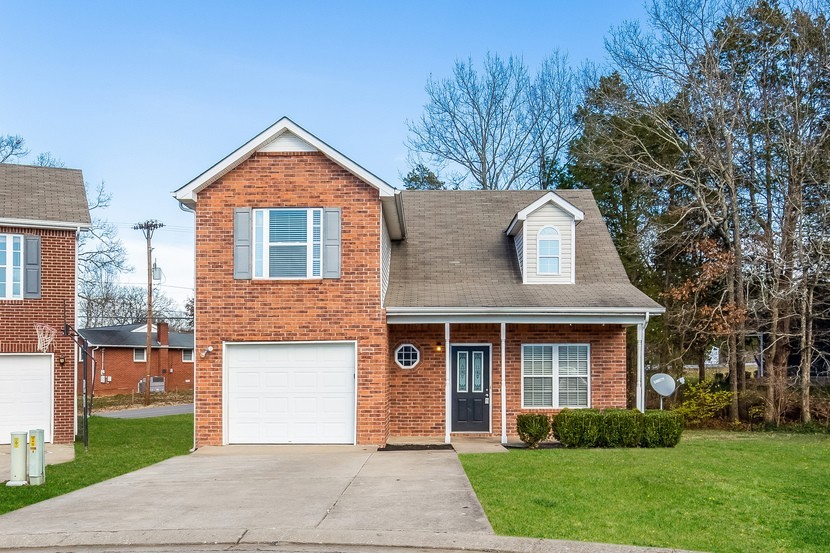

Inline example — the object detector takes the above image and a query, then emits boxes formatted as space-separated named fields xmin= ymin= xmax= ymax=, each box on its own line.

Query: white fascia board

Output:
xmin=388 ymin=313 xmax=652 ymax=325
xmin=386 ymin=306 xmax=665 ymax=316
xmin=505 ymin=192 xmax=584 ymax=236
xmin=0 ymin=218 xmax=91 ymax=231
xmin=173 ymin=117 xmax=397 ymax=205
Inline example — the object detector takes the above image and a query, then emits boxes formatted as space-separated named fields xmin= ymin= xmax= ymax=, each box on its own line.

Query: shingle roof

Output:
xmin=0 ymin=163 xmax=91 ymax=226
xmin=385 ymin=190 xmax=662 ymax=310
xmin=79 ymin=324 xmax=194 ymax=349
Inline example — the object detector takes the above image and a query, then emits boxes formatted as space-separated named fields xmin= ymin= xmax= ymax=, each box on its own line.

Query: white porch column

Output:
xmin=445 ymin=322 xmax=451 ymax=444
xmin=636 ymin=322 xmax=645 ymax=412
xmin=500 ymin=322 xmax=507 ymax=444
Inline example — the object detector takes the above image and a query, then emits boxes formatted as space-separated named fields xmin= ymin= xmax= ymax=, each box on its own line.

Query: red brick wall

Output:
xmin=0 ymin=226 xmax=77 ymax=444
xmin=193 ymin=152 xmax=387 ymax=446
xmin=77 ymin=346 xmax=194 ymax=396
xmin=388 ymin=323 xmax=627 ymax=439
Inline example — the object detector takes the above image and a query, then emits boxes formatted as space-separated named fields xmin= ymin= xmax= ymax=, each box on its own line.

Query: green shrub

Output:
xmin=515 ymin=413 xmax=551 ymax=448
xmin=641 ymin=410 xmax=684 ymax=447
xmin=553 ymin=409 xmax=603 ymax=447
xmin=675 ymin=379 xmax=733 ymax=426
xmin=601 ymin=409 xmax=644 ymax=447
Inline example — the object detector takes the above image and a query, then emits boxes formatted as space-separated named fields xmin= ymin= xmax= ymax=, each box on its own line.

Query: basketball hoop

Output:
xmin=35 ymin=323 xmax=57 ymax=353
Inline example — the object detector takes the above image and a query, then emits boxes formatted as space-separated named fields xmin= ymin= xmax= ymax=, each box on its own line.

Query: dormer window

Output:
xmin=537 ymin=226 xmax=560 ymax=275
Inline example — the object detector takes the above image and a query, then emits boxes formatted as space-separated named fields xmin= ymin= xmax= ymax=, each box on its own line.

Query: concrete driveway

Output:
xmin=0 ymin=445 xmax=491 ymax=546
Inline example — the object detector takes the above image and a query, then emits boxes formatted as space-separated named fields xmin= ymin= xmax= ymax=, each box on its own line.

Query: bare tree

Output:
xmin=0 ymin=135 xmax=29 ymax=163
xmin=407 ymin=53 xmax=580 ymax=190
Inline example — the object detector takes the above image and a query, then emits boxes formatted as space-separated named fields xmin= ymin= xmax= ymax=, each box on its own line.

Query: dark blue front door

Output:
xmin=451 ymin=345 xmax=490 ymax=432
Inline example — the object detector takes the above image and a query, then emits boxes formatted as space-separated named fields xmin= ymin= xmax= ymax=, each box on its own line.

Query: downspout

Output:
xmin=500 ymin=323 xmax=507 ymax=444
xmin=445 ymin=323 xmax=451 ymax=444
xmin=179 ymin=200 xmax=198 ymax=453
xmin=73 ymin=226 xmax=81 ymax=438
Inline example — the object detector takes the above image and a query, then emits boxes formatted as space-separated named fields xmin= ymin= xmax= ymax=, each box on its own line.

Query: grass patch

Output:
xmin=461 ymin=431 xmax=830 ymax=553
xmin=0 ymin=414 xmax=192 ymax=515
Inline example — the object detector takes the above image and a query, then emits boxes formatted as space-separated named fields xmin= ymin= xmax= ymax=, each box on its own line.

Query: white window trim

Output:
xmin=182 ymin=349 xmax=194 ymax=363
xmin=253 ymin=208 xmax=322 ymax=280
xmin=0 ymin=233 xmax=24 ymax=300
xmin=394 ymin=343 xmax=420 ymax=369
xmin=520 ymin=343 xmax=591 ymax=409
xmin=536 ymin=226 xmax=561 ymax=276
xmin=133 ymin=348 xmax=146 ymax=362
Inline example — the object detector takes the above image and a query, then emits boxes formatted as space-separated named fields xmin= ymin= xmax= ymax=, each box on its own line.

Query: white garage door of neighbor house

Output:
xmin=0 ymin=354 xmax=53 ymax=444
xmin=226 ymin=342 xmax=356 ymax=444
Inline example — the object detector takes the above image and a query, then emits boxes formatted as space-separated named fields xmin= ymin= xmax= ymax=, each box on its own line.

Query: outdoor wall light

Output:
xmin=200 ymin=345 xmax=214 ymax=359
xmin=58 ymin=356 xmax=66 ymax=366
xmin=436 ymin=342 xmax=443 ymax=352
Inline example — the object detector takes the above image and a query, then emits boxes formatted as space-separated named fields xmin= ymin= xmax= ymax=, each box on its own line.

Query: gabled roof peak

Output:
xmin=505 ymin=191 xmax=584 ymax=236
xmin=173 ymin=117 xmax=397 ymax=207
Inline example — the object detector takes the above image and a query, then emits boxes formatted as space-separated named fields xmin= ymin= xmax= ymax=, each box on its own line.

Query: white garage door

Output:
xmin=0 ymin=354 xmax=53 ymax=444
xmin=226 ymin=342 xmax=355 ymax=444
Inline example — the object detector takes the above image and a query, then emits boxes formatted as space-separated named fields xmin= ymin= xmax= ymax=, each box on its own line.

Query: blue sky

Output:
xmin=1 ymin=1 xmax=648 ymax=307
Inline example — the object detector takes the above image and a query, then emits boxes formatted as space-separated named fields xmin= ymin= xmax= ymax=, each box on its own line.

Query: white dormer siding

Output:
xmin=524 ymin=203 xmax=575 ymax=284
xmin=381 ymin=210 xmax=391 ymax=303
xmin=514 ymin=231 xmax=524 ymax=278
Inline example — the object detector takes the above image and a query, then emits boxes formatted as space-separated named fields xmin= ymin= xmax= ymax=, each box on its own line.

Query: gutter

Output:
xmin=0 ymin=217 xmax=92 ymax=231
xmin=386 ymin=306 xmax=666 ymax=316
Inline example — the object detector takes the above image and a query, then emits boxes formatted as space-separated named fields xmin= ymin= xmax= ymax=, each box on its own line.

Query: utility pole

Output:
xmin=133 ymin=220 xmax=164 ymax=405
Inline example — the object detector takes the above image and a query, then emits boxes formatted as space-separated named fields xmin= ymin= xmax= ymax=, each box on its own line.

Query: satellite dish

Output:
xmin=650 ymin=373 xmax=677 ymax=396
xmin=650 ymin=373 xmax=677 ymax=410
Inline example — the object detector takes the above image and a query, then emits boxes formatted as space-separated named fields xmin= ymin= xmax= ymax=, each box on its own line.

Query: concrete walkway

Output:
xmin=0 ymin=446 xmax=701 ymax=553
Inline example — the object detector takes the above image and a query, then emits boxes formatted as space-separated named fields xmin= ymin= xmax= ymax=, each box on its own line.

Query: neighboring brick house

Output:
xmin=77 ymin=322 xmax=194 ymax=396
xmin=0 ymin=163 xmax=91 ymax=445
xmin=174 ymin=118 xmax=664 ymax=447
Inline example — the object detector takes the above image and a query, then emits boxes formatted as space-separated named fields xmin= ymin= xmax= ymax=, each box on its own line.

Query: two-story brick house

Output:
xmin=174 ymin=118 xmax=663 ymax=447
xmin=0 ymin=163 xmax=90 ymax=445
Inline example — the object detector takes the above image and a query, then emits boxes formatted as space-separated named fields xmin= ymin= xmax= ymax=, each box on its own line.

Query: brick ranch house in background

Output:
xmin=174 ymin=118 xmax=664 ymax=447
xmin=0 ymin=163 xmax=91 ymax=445
xmin=77 ymin=322 xmax=194 ymax=396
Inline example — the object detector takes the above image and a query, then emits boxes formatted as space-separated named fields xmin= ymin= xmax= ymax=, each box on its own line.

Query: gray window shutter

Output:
xmin=23 ymin=234 xmax=41 ymax=299
xmin=322 ymin=208 xmax=341 ymax=279
xmin=233 ymin=208 xmax=252 ymax=280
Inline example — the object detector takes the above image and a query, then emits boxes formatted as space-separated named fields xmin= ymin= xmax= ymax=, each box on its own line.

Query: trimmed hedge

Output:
xmin=641 ymin=410 xmax=684 ymax=447
xmin=516 ymin=413 xmax=551 ymax=448
xmin=601 ymin=409 xmax=644 ymax=447
xmin=552 ymin=409 xmax=603 ymax=447
xmin=551 ymin=408 xmax=683 ymax=448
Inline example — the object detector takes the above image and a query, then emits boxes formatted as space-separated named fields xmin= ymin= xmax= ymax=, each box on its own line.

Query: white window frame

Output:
xmin=520 ymin=343 xmax=591 ymax=409
xmin=537 ymin=226 xmax=561 ymax=276
xmin=133 ymin=348 xmax=146 ymax=362
xmin=394 ymin=343 xmax=420 ymax=369
xmin=253 ymin=208 xmax=322 ymax=280
xmin=0 ymin=233 xmax=24 ymax=300
xmin=182 ymin=349 xmax=194 ymax=363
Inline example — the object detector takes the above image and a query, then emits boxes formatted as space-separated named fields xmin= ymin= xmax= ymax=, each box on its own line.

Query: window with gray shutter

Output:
xmin=233 ymin=208 xmax=252 ymax=279
xmin=322 ymin=208 xmax=341 ymax=279
xmin=23 ymin=235 xmax=41 ymax=298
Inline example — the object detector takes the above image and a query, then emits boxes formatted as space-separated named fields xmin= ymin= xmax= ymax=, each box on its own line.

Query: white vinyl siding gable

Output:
xmin=525 ymin=203 xmax=574 ymax=284
xmin=514 ymin=231 xmax=524 ymax=279
xmin=381 ymin=211 xmax=391 ymax=304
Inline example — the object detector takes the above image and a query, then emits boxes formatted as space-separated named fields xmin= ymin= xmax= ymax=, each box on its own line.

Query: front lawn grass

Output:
xmin=0 ymin=414 xmax=192 ymax=515
xmin=460 ymin=431 xmax=830 ymax=553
